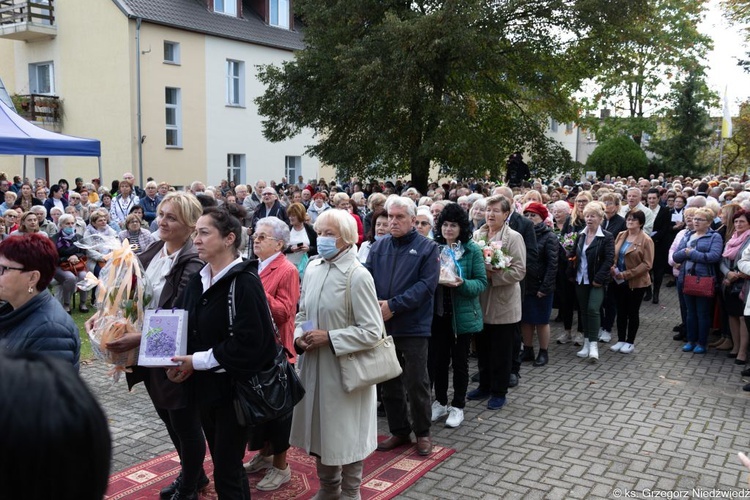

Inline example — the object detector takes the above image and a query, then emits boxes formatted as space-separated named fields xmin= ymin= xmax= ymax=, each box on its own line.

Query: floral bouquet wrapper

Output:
xmin=86 ymin=239 xmax=152 ymax=380
xmin=475 ymin=237 xmax=513 ymax=270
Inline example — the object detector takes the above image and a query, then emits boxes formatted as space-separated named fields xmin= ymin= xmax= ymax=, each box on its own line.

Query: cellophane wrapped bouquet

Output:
xmin=475 ymin=237 xmax=513 ymax=270
xmin=559 ymin=232 xmax=578 ymax=259
xmin=78 ymin=237 xmax=152 ymax=380
xmin=439 ymin=242 xmax=464 ymax=284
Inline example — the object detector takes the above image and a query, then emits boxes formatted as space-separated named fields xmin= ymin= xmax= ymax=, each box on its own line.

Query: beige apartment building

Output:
xmin=0 ymin=0 xmax=318 ymax=188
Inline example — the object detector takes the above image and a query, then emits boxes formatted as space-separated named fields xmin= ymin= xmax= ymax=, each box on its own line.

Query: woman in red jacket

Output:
xmin=243 ymin=216 xmax=301 ymax=492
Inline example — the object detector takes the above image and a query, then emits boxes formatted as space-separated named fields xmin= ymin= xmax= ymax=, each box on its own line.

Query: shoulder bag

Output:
xmin=683 ymin=261 xmax=715 ymax=298
xmin=229 ymin=276 xmax=305 ymax=427
xmin=338 ymin=265 xmax=403 ymax=393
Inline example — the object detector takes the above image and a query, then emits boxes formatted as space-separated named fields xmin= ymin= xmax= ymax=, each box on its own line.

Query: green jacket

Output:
xmin=441 ymin=239 xmax=488 ymax=334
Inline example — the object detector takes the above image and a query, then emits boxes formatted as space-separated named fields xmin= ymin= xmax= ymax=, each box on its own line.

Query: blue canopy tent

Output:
xmin=0 ymin=99 xmax=102 ymax=183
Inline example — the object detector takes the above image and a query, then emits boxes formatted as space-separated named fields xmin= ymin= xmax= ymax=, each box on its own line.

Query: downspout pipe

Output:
xmin=136 ymin=18 xmax=144 ymax=187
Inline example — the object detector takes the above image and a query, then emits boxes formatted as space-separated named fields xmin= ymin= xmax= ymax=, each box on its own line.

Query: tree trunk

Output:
xmin=410 ymin=156 xmax=430 ymax=194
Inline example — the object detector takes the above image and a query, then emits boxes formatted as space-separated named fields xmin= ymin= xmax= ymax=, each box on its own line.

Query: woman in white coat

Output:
xmin=291 ymin=208 xmax=384 ymax=499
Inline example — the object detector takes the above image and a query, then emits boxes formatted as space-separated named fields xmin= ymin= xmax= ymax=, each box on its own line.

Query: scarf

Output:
xmin=56 ymin=230 xmax=77 ymax=250
xmin=723 ymin=229 xmax=750 ymax=260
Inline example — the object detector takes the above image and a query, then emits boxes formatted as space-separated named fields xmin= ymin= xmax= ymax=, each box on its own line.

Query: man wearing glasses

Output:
xmin=251 ymin=187 xmax=289 ymax=229
xmin=619 ymin=187 xmax=654 ymax=235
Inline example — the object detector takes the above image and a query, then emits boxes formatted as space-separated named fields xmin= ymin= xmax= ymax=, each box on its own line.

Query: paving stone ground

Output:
xmin=82 ymin=284 xmax=750 ymax=499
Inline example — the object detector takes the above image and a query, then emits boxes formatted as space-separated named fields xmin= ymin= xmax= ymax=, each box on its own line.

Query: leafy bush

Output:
xmin=586 ymin=136 xmax=648 ymax=179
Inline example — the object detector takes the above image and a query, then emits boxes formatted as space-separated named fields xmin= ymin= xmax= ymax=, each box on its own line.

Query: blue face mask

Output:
xmin=62 ymin=227 xmax=75 ymax=236
xmin=318 ymin=236 xmax=340 ymax=259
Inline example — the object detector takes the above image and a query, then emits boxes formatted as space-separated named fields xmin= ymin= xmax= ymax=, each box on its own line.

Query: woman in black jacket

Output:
xmin=572 ymin=202 xmax=614 ymax=363
xmin=170 ymin=206 xmax=278 ymax=500
xmin=520 ymin=203 xmax=558 ymax=367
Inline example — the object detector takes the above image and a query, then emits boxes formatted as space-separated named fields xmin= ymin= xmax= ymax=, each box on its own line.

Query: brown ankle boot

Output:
xmin=716 ymin=339 xmax=734 ymax=351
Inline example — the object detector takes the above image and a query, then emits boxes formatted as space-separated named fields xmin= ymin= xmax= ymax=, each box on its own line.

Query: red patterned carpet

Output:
xmin=106 ymin=438 xmax=455 ymax=499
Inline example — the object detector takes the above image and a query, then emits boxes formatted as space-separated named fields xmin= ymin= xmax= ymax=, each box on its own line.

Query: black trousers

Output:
xmin=200 ymin=401 xmax=251 ymax=499
xmin=428 ymin=314 xmax=471 ymax=409
xmin=613 ymin=282 xmax=647 ymax=343
xmin=652 ymin=243 xmax=669 ymax=295
xmin=154 ymin=405 xmax=206 ymax=493
xmin=381 ymin=337 xmax=432 ymax=438
xmin=600 ymin=283 xmax=617 ymax=332
xmin=475 ymin=323 xmax=515 ymax=398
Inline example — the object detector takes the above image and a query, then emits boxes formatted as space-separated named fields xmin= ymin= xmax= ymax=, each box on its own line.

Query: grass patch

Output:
xmin=71 ymin=308 xmax=96 ymax=361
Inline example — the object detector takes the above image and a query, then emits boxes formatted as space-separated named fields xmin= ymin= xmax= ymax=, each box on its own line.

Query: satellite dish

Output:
xmin=0 ymin=76 xmax=14 ymax=111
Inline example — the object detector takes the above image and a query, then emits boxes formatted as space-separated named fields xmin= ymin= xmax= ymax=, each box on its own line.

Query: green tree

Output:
xmin=648 ymin=71 xmax=714 ymax=175
xmin=586 ymin=136 xmax=649 ymax=178
xmin=584 ymin=0 xmax=712 ymax=145
xmin=255 ymin=0 xmax=641 ymax=192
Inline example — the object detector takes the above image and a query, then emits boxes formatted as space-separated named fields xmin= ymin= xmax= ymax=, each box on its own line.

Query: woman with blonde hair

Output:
xmin=291 ymin=209 xmax=383 ymax=498
xmin=10 ymin=211 xmax=47 ymax=238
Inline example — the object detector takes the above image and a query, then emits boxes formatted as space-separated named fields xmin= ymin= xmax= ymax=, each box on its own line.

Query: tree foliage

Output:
xmin=583 ymin=0 xmax=712 ymax=144
xmin=255 ymin=0 xmax=643 ymax=192
xmin=586 ymin=136 xmax=649 ymax=178
xmin=648 ymin=71 xmax=714 ymax=176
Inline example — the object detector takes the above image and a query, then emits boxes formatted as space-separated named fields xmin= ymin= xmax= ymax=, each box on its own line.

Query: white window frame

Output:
xmin=165 ymin=87 xmax=182 ymax=148
xmin=226 ymin=60 xmax=244 ymax=106
xmin=214 ymin=0 xmax=237 ymax=16
xmin=285 ymin=156 xmax=301 ymax=182
xmin=227 ymin=154 xmax=245 ymax=185
xmin=29 ymin=62 xmax=54 ymax=95
xmin=164 ymin=41 xmax=180 ymax=64
xmin=270 ymin=0 xmax=290 ymax=29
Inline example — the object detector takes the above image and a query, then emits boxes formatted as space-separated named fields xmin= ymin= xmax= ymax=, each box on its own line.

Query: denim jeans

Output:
xmin=683 ymin=294 xmax=714 ymax=346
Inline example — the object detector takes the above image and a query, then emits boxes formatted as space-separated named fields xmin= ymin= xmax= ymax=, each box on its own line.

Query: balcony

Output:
xmin=0 ymin=0 xmax=56 ymax=41
xmin=12 ymin=94 xmax=62 ymax=130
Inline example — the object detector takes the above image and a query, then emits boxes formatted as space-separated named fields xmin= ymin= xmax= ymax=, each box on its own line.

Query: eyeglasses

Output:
xmin=0 ymin=264 xmax=26 ymax=276
xmin=415 ymin=221 xmax=431 ymax=227
xmin=251 ymin=234 xmax=277 ymax=242
xmin=692 ymin=218 xmax=707 ymax=222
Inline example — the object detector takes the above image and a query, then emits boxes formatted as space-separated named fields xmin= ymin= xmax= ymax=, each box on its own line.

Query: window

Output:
xmin=285 ymin=156 xmax=301 ymax=182
xmin=29 ymin=62 xmax=54 ymax=94
xmin=164 ymin=41 xmax=180 ymax=64
xmin=165 ymin=87 xmax=182 ymax=147
xmin=214 ymin=0 xmax=237 ymax=16
xmin=549 ymin=118 xmax=558 ymax=133
xmin=565 ymin=122 xmax=574 ymax=133
xmin=227 ymin=154 xmax=245 ymax=184
xmin=270 ymin=0 xmax=290 ymax=28
xmin=226 ymin=60 xmax=244 ymax=106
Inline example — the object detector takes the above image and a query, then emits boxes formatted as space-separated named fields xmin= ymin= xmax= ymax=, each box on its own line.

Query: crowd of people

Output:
xmin=2 ymin=168 xmax=750 ymax=499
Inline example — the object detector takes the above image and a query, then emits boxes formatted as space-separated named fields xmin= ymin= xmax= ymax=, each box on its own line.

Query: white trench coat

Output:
xmin=290 ymin=246 xmax=384 ymax=466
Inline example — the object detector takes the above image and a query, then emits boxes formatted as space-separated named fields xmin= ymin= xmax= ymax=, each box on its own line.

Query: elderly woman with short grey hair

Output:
xmin=52 ymin=214 xmax=89 ymax=313
xmin=243 ymin=216 xmax=301 ymax=491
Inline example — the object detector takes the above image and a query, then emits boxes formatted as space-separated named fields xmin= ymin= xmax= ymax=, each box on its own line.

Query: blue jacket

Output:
xmin=0 ymin=290 xmax=80 ymax=371
xmin=366 ymin=228 xmax=439 ymax=337
xmin=43 ymin=196 xmax=69 ymax=221
xmin=140 ymin=194 xmax=162 ymax=223
xmin=673 ymin=229 xmax=723 ymax=284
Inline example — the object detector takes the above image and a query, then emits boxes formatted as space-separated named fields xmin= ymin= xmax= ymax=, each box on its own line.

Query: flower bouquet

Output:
xmin=560 ymin=232 xmax=578 ymax=257
xmin=85 ymin=239 xmax=152 ymax=380
xmin=476 ymin=237 xmax=513 ymax=270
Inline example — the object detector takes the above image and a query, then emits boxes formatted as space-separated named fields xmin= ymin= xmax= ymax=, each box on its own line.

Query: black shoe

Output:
xmin=171 ymin=492 xmax=198 ymax=500
xmin=471 ymin=371 xmax=480 ymax=382
xmin=742 ymin=367 xmax=750 ymax=377
xmin=652 ymin=295 xmax=659 ymax=305
xmin=672 ymin=323 xmax=683 ymax=332
xmin=744 ymin=383 xmax=750 ymax=392
xmin=643 ymin=291 xmax=652 ymax=302
xmin=553 ymin=314 xmax=562 ymax=322
xmin=521 ymin=345 xmax=535 ymax=362
xmin=508 ymin=373 xmax=520 ymax=388
xmin=666 ymin=280 xmax=676 ymax=288
xmin=673 ymin=332 xmax=686 ymax=341
xmin=533 ymin=350 xmax=548 ymax=367
xmin=160 ymin=472 xmax=209 ymax=499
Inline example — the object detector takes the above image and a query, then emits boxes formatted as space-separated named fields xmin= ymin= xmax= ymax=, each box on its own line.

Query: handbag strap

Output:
xmin=228 ymin=275 xmax=284 ymax=348
xmin=344 ymin=263 xmax=386 ymax=341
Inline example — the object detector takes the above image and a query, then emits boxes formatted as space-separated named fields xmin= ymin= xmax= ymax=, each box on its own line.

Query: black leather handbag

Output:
xmin=226 ymin=277 xmax=305 ymax=427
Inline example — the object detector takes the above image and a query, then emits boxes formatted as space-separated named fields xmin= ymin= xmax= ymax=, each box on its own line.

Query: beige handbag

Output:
xmin=338 ymin=265 xmax=403 ymax=393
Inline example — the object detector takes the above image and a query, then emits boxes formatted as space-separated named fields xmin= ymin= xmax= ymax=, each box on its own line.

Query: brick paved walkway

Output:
xmin=83 ymin=285 xmax=750 ymax=498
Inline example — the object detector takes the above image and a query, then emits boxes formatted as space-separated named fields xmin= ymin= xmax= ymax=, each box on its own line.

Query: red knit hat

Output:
xmin=523 ymin=202 xmax=548 ymax=220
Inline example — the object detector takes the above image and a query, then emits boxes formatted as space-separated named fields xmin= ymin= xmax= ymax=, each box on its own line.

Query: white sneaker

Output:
xmin=556 ymin=331 xmax=573 ymax=344
xmin=598 ymin=329 xmax=611 ymax=343
xmin=445 ymin=407 xmax=464 ymax=428
xmin=256 ymin=465 xmax=291 ymax=491
xmin=588 ymin=342 xmax=599 ymax=362
xmin=573 ymin=333 xmax=584 ymax=346
xmin=610 ymin=342 xmax=626 ymax=352
xmin=244 ymin=453 xmax=273 ymax=473
xmin=620 ymin=343 xmax=635 ymax=354
xmin=431 ymin=401 xmax=448 ymax=422
xmin=576 ymin=340 xmax=590 ymax=358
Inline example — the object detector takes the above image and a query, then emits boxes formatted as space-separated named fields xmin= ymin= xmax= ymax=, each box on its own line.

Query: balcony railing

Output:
xmin=12 ymin=94 xmax=62 ymax=125
xmin=0 ymin=0 xmax=56 ymax=40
